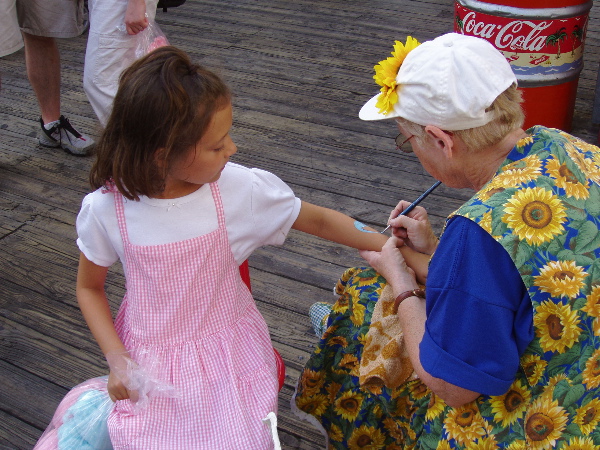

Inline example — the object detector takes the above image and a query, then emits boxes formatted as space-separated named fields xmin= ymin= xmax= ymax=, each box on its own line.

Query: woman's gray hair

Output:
xmin=395 ymin=84 xmax=524 ymax=152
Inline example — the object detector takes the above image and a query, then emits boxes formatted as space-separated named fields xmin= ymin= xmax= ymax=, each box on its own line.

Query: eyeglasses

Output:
xmin=395 ymin=134 xmax=414 ymax=153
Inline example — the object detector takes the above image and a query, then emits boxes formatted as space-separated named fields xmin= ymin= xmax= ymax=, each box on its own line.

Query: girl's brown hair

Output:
xmin=90 ymin=46 xmax=231 ymax=200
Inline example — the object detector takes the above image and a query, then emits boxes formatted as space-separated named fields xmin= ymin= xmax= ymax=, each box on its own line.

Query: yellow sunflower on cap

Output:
xmin=373 ymin=36 xmax=421 ymax=115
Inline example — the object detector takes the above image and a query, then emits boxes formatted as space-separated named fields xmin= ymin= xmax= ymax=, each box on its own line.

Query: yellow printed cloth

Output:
xmin=359 ymin=284 xmax=417 ymax=391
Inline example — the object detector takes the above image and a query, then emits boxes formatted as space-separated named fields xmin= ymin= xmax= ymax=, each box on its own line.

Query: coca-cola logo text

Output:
xmin=462 ymin=11 xmax=551 ymax=52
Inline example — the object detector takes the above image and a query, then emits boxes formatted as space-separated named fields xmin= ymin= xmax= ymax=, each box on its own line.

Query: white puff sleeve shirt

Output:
xmin=76 ymin=163 xmax=302 ymax=270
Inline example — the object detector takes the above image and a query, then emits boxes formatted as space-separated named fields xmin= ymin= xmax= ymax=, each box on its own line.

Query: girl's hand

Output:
xmin=107 ymin=370 xmax=132 ymax=402
xmin=387 ymin=203 xmax=438 ymax=255
xmin=105 ymin=351 xmax=139 ymax=403
xmin=360 ymin=237 xmax=419 ymax=294
xmin=124 ymin=0 xmax=148 ymax=35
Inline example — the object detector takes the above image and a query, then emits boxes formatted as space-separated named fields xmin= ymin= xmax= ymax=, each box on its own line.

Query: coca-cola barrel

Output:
xmin=454 ymin=0 xmax=592 ymax=131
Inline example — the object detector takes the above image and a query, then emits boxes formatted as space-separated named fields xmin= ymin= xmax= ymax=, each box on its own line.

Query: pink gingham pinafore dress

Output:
xmin=108 ymin=183 xmax=278 ymax=449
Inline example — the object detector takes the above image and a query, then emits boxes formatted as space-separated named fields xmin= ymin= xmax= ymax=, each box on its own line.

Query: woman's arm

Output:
xmin=76 ymin=253 xmax=131 ymax=401
xmin=360 ymin=238 xmax=480 ymax=407
xmin=292 ymin=201 xmax=430 ymax=284
xmin=395 ymin=296 xmax=480 ymax=407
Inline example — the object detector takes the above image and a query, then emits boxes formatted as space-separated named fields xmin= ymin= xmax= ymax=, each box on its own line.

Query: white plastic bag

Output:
xmin=105 ymin=351 xmax=179 ymax=414
xmin=34 ymin=377 xmax=114 ymax=450
xmin=132 ymin=19 xmax=170 ymax=59
xmin=35 ymin=352 xmax=179 ymax=449
xmin=116 ymin=15 xmax=170 ymax=60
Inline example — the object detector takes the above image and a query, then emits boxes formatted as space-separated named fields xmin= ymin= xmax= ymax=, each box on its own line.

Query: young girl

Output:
xmin=75 ymin=45 xmax=415 ymax=449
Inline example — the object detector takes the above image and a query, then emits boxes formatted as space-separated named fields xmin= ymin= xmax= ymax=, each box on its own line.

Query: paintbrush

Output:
xmin=381 ymin=180 xmax=442 ymax=234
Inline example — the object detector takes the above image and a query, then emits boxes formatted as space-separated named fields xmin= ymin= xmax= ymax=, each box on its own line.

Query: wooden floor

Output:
xmin=1 ymin=1 xmax=600 ymax=448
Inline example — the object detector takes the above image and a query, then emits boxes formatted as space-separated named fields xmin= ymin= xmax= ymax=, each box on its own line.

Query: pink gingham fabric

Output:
xmin=108 ymin=183 xmax=278 ymax=449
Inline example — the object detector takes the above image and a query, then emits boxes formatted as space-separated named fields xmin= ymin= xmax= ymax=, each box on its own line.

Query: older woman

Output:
xmin=294 ymin=33 xmax=600 ymax=449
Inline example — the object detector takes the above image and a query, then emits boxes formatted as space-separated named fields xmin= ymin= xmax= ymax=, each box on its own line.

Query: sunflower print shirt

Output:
xmin=294 ymin=126 xmax=600 ymax=449
xmin=444 ymin=126 xmax=600 ymax=449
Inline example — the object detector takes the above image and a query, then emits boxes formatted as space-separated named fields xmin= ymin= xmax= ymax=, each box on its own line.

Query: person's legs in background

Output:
xmin=16 ymin=0 xmax=95 ymax=155
xmin=83 ymin=0 xmax=159 ymax=126
xmin=22 ymin=33 xmax=60 ymax=125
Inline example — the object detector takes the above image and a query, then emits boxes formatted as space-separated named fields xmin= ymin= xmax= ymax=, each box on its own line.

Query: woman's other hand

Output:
xmin=387 ymin=203 xmax=438 ymax=255
xmin=360 ymin=237 xmax=419 ymax=292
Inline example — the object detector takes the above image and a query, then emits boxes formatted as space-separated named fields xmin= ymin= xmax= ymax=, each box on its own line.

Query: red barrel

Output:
xmin=454 ymin=0 xmax=592 ymax=131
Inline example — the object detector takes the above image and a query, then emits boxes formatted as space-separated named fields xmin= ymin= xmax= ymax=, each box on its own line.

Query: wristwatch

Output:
xmin=393 ymin=288 xmax=426 ymax=313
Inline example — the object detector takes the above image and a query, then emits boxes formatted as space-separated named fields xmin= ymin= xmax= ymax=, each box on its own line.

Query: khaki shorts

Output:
xmin=16 ymin=0 xmax=86 ymax=38
xmin=0 ymin=0 xmax=23 ymax=57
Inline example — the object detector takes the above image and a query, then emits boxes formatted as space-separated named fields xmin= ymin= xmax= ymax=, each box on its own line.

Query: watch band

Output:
xmin=393 ymin=288 xmax=426 ymax=313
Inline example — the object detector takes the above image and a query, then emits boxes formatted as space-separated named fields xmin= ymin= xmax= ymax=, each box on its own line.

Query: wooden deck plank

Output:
xmin=0 ymin=410 xmax=40 ymax=450
xmin=1 ymin=0 xmax=600 ymax=448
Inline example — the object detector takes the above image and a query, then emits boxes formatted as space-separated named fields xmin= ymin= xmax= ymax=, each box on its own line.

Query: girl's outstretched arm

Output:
xmin=291 ymin=201 xmax=430 ymax=283
xmin=76 ymin=253 xmax=131 ymax=401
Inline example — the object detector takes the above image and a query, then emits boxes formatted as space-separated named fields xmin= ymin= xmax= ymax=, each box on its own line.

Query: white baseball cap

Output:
xmin=359 ymin=33 xmax=517 ymax=131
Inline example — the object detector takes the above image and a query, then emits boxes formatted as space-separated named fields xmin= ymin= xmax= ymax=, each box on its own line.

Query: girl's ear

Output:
xmin=153 ymin=147 xmax=171 ymax=185
xmin=154 ymin=147 xmax=168 ymax=170
xmin=424 ymin=126 xmax=455 ymax=159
